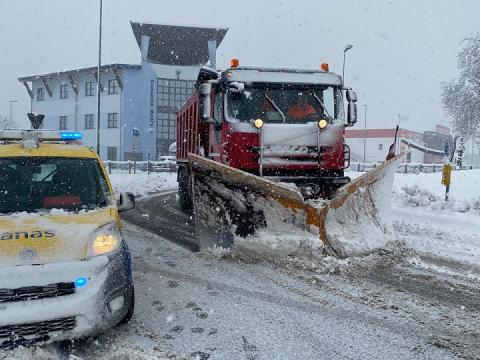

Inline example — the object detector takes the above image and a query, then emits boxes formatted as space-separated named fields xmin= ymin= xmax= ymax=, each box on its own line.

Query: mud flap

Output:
xmin=189 ymin=154 xmax=402 ymax=258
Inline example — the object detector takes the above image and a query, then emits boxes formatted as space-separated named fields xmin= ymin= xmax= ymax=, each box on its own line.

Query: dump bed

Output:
xmin=176 ymin=91 xmax=202 ymax=162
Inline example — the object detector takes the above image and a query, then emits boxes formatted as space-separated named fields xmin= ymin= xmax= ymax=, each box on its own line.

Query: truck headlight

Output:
xmin=88 ymin=222 xmax=121 ymax=257
xmin=318 ymin=119 xmax=328 ymax=129
xmin=252 ymin=118 xmax=264 ymax=129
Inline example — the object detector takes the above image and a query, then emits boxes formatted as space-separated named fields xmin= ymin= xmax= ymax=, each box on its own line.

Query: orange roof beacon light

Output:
xmin=321 ymin=63 xmax=329 ymax=72
xmin=230 ymin=58 xmax=240 ymax=68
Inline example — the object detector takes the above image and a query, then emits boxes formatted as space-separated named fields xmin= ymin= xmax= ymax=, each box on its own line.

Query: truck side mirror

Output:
xmin=346 ymin=89 xmax=357 ymax=102
xmin=228 ymin=82 xmax=245 ymax=93
xmin=347 ymin=102 xmax=357 ymax=126
xmin=346 ymin=89 xmax=358 ymax=126
xmin=199 ymin=83 xmax=212 ymax=122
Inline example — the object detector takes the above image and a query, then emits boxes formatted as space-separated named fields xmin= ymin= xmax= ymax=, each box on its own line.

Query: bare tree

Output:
xmin=0 ymin=115 xmax=17 ymax=129
xmin=474 ymin=124 xmax=480 ymax=155
xmin=442 ymin=33 xmax=480 ymax=140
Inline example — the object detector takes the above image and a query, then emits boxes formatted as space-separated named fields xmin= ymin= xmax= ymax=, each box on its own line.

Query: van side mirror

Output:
xmin=346 ymin=89 xmax=358 ymax=126
xmin=118 ymin=192 xmax=135 ymax=212
xmin=199 ymin=83 xmax=212 ymax=122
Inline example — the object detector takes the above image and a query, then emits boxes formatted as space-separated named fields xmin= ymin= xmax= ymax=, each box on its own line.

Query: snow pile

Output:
xmin=394 ymin=184 xmax=480 ymax=214
xmin=393 ymin=169 xmax=480 ymax=202
xmin=233 ymin=196 xmax=324 ymax=259
xmin=109 ymin=172 xmax=177 ymax=197
xmin=0 ymin=345 xmax=61 ymax=360
xmin=193 ymin=174 xmax=324 ymax=259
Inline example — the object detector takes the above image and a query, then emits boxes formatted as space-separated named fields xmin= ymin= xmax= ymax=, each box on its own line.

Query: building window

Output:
xmin=378 ymin=144 xmax=383 ymax=150
xmin=85 ymin=81 xmax=95 ymax=96
xmin=84 ymin=114 xmax=94 ymax=129
xmin=156 ymin=78 xmax=196 ymax=155
xmin=107 ymin=113 xmax=118 ymax=128
xmin=59 ymin=116 xmax=68 ymax=130
xmin=107 ymin=147 xmax=117 ymax=161
xmin=60 ymin=84 xmax=68 ymax=99
xmin=108 ymin=79 xmax=119 ymax=94
xmin=37 ymin=88 xmax=44 ymax=101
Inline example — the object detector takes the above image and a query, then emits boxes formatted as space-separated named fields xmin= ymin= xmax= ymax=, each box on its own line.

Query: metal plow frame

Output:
xmin=188 ymin=153 xmax=402 ymax=258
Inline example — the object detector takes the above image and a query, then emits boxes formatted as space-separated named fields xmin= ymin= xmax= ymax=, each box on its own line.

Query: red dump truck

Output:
xmin=176 ymin=60 xmax=359 ymax=211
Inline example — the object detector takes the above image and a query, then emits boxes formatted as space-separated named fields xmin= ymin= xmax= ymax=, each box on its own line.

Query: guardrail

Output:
xmin=102 ymin=160 xmax=177 ymax=174
xmin=348 ymin=162 xmax=480 ymax=173
xmin=103 ymin=160 xmax=479 ymax=175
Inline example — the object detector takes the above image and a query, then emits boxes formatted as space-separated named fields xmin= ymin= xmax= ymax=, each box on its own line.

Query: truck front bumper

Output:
xmin=264 ymin=175 xmax=351 ymax=198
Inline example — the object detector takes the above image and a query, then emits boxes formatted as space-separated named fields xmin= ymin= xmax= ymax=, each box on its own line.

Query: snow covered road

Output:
xmin=2 ymin=170 xmax=479 ymax=359
xmin=5 ymin=219 xmax=479 ymax=359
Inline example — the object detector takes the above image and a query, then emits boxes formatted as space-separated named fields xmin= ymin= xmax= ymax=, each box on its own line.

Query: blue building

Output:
xmin=18 ymin=22 xmax=227 ymax=160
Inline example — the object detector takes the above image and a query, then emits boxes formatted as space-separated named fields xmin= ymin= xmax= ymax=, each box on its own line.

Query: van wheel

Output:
xmin=178 ymin=166 xmax=192 ymax=213
xmin=118 ymin=284 xmax=135 ymax=325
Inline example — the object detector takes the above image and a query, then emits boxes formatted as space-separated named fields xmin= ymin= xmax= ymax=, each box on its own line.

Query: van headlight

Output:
xmin=88 ymin=222 xmax=121 ymax=257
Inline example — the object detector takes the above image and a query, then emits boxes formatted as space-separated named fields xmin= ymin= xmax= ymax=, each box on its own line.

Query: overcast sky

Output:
xmin=1 ymin=0 xmax=478 ymax=132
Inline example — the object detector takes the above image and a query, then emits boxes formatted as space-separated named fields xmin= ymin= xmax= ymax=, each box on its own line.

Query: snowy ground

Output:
xmin=108 ymin=169 xmax=480 ymax=267
xmin=109 ymin=169 xmax=480 ymax=266
xmin=1 ymin=169 xmax=479 ymax=359
xmin=109 ymin=172 xmax=177 ymax=198
xmin=345 ymin=169 xmax=480 ymax=266
xmin=3 ymin=221 xmax=479 ymax=359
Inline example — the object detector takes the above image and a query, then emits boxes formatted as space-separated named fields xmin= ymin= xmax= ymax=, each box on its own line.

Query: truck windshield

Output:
xmin=226 ymin=85 xmax=345 ymax=124
xmin=0 ymin=157 xmax=111 ymax=214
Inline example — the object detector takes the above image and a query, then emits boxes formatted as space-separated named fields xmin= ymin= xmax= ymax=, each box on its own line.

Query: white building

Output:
xmin=346 ymin=128 xmax=425 ymax=163
xmin=18 ymin=22 xmax=227 ymax=160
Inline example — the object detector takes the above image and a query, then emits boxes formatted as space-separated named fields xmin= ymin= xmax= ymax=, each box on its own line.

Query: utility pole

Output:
xmin=96 ymin=0 xmax=103 ymax=156
xmin=342 ymin=44 xmax=353 ymax=85
xmin=363 ymin=104 xmax=367 ymax=163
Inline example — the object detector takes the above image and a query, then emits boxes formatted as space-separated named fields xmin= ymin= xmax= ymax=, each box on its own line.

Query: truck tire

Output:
xmin=178 ymin=166 xmax=193 ymax=213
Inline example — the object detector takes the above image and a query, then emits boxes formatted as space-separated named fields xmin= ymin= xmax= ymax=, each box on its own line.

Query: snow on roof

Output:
xmin=130 ymin=22 xmax=228 ymax=66
xmin=222 ymin=67 xmax=342 ymax=86
xmin=18 ymin=64 xmax=140 ymax=82
xmin=400 ymin=138 xmax=445 ymax=156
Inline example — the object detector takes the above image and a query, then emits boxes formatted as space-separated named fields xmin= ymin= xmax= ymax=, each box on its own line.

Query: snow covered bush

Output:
xmin=396 ymin=184 xmax=478 ymax=214
xmin=399 ymin=185 xmax=440 ymax=207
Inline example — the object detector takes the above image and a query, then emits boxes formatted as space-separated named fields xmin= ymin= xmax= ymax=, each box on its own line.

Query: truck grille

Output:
xmin=0 ymin=282 xmax=75 ymax=303
xmin=0 ymin=317 xmax=76 ymax=349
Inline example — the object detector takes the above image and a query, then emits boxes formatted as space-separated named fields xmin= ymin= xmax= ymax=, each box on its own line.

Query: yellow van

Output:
xmin=0 ymin=122 xmax=135 ymax=349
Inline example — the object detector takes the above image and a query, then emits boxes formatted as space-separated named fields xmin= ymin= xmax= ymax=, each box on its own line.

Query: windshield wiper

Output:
xmin=263 ymin=92 xmax=286 ymax=123
xmin=312 ymin=92 xmax=333 ymax=121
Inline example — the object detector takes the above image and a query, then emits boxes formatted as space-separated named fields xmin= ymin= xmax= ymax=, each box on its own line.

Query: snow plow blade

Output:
xmin=188 ymin=153 xmax=402 ymax=258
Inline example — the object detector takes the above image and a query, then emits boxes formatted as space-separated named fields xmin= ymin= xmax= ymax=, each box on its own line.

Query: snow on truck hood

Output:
xmin=0 ymin=207 xmax=117 ymax=267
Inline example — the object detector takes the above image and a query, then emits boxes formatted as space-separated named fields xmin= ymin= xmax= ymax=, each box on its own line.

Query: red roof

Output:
xmin=345 ymin=128 xmax=422 ymax=139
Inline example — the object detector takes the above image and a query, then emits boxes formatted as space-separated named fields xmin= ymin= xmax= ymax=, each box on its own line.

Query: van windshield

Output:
xmin=0 ymin=157 xmax=111 ymax=214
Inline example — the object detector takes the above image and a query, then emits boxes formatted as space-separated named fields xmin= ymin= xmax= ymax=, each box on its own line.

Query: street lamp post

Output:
xmin=96 ymin=0 xmax=103 ymax=156
xmin=9 ymin=100 xmax=18 ymax=126
xmin=342 ymin=44 xmax=354 ymax=85
xmin=363 ymin=104 xmax=367 ymax=163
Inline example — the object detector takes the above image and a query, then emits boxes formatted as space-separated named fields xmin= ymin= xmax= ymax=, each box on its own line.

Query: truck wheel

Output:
xmin=178 ymin=166 xmax=193 ymax=213
xmin=118 ymin=284 xmax=135 ymax=325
